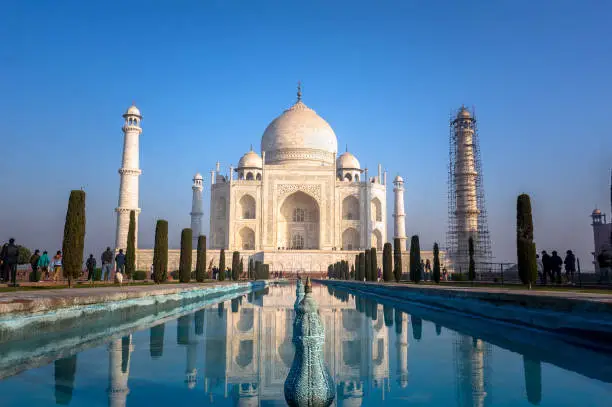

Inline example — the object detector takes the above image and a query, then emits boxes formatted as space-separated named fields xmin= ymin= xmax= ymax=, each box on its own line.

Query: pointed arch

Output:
xmin=371 ymin=197 xmax=382 ymax=222
xmin=342 ymin=195 xmax=360 ymax=220
xmin=239 ymin=194 xmax=256 ymax=219
xmin=342 ymin=227 xmax=360 ymax=251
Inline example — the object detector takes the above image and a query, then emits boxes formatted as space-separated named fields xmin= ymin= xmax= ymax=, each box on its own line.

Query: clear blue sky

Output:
xmin=1 ymin=0 xmax=610 ymax=266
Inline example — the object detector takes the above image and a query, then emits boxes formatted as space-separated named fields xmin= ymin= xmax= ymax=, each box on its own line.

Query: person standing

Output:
xmin=101 ymin=247 xmax=113 ymax=281
xmin=425 ymin=259 xmax=432 ymax=281
xmin=3 ymin=239 xmax=20 ymax=286
xmin=86 ymin=254 xmax=96 ymax=281
xmin=38 ymin=251 xmax=50 ymax=280
xmin=30 ymin=250 xmax=41 ymax=281
xmin=564 ymin=250 xmax=576 ymax=283
xmin=115 ymin=249 xmax=126 ymax=278
xmin=550 ymin=251 xmax=563 ymax=284
xmin=51 ymin=251 xmax=62 ymax=282
xmin=541 ymin=251 xmax=552 ymax=285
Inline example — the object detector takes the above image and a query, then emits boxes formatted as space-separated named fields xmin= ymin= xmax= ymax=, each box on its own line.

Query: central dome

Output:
xmin=261 ymin=100 xmax=338 ymax=165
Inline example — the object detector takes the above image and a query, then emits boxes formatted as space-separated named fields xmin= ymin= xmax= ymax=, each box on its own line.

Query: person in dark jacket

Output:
xmin=86 ymin=254 xmax=96 ymax=281
xmin=541 ymin=250 xmax=552 ymax=285
xmin=550 ymin=251 xmax=563 ymax=284
xmin=115 ymin=249 xmax=126 ymax=277
xmin=101 ymin=247 xmax=113 ymax=281
xmin=564 ymin=250 xmax=576 ymax=283
xmin=30 ymin=250 xmax=40 ymax=280
xmin=4 ymin=239 xmax=20 ymax=286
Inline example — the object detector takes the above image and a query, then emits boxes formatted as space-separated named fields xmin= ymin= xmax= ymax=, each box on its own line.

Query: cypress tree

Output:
xmin=383 ymin=242 xmax=392 ymax=282
xmin=364 ymin=249 xmax=371 ymax=281
xmin=358 ymin=252 xmax=365 ymax=281
xmin=354 ymin=254 xmax=359 ymax=280
xmin=254 ymin=260 xmax=261 ymax=280
xmin=195 ymin=235 xmax=206 ymax=282
xmin=433 ymin=242 xmax=441 ymax=283
xmin=248 ymin=258 xmax=254 ymax=280
xmin=239 ymin=257 xmax=244 ymax=279
xmin=350 ymin=263 xmax=355 ymax=280
xmin=218 ymin=249 xmax=226 ymax=281
xmin=153 ymin=220 xmax=168 ymax=283
xmin=179 ymin=228 xmax=192 ymax=283
xmin=409 ymin=235 xmax=421 ymax=283
xmin=125 ymin=210 xmax=136 ymax=280
xmin=62 ymin=190 xmax=86 ymax=288
xmin=232 ymin=251 xmax=240 ymax=281
xmin=370 ymin=247 xmax=378 ymax=282
xmin=393 ymin=237 xmax=403 ymax=282
xmin=517 ymin=194 xmax=537 ymax=287
xmin=468 ymin=236 xmax=476 ymax=282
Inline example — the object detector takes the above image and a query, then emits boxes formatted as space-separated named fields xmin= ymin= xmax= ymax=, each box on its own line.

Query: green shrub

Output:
xmin=92 ymin=268 xmax=102 ymax=281
xmin=468 ymin=236 xmax=476 ymax=282
xmin=370 ymin=247 xmax=377 ymax=281
xmin=195 ymin=235 xmax=207 ymax=282
xmin=232 ymin=251 xmax=240 ymax=281
xmin=383 ymin=243 xmax=392 ymax=282
xmin=358 ymin=253 xmax=365 ymax=281
xmin=393 ymin=237 xmax=402 ymax=282
xmin=170 ymin=270 xmax=179 ymax=280
xmin=62 ymin=190 xmax=86 ymax=287
xmin=29 ymin=269 xmax=42 ymax=282
xmin=218 ymin=249 xmax=226 ymax=281
xmin=365 ymin=250 xmax=371 ymax=281
xmin=409 ymin=235 xmax=421 ymax=283
xmin=133 ymin=270 xmax=147 ymax=280
xmin=179 ymin=228 xmax=192 ymax=283
xmin=433 ymin=242 xmax=441 ymax=283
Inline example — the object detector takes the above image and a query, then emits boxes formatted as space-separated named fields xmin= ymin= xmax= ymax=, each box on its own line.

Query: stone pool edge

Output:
xmin=317 ymin=280 xmax=612 ymax=340
xmin=0 ymin=281 xmax=268 ymax=317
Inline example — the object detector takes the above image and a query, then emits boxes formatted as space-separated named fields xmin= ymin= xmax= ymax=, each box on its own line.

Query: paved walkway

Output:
xmin=0 ymin=281 xmax=254 ymax=315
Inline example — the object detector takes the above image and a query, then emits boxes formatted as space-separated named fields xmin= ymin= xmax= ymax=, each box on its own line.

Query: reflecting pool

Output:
xmin=0 ymin=283 xmax=611 ymax=406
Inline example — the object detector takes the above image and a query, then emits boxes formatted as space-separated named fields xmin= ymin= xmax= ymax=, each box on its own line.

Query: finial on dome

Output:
xmin=345 ymin=144 xmax=348 ymax=153
xmin=250 ymin=144 xmax=253 ymax=151
xmin=305 ymin=277 xmax=312 ymax=293
xmin=297 ymin=81 xmax=302 ymax=102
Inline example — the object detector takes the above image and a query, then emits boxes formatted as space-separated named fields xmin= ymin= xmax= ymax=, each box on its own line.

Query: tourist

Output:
xmin=535 ymin=254 xmax=544 ymax=284
xmin=86 ymin=254 xmax=96 ymax=281
xmin=564 ymin=250 xmax=576 ymax=283
xmin=30 ymin=250 xmax=40 ymax=281
xmin=442 ymin=267 xmax=447 ymax=281
xmin=541 ymin=250 xmax=552 ymax=285
xmin=51 ymin=250 xmax=62 ymax=282
xmin=3 ymin=239 xmax=19 ymax=286
xmin=115 ymin=249 xmax=126 ymax=278
xmin=101 ymin=247 xmax=114 ymax=281
xmin=150 ymin=264 xmax=154 ymax=280
xmin=550 ymin=251 xmax=563 ymax=284
xmin=425 ymin=259 xmax=432 ymax=281
xmin=597 ymin=247 xmax=611 ymax=282
xmin=38 ymin=250 xmax=50 ymax=280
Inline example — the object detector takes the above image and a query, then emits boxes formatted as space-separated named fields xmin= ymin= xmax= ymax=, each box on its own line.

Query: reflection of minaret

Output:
xmin=54 ymin=355 xmax=77 ymax=405
xmin=395 ymin=312 xmax=409 ymax=388
xmin=177 ymin=315 xmax=198 ymax=389
xmin=108 ymin=335 xmax=133 ymax=407
xmin=369 ymin=302 xmax=389 ymax=393
xmin=453 ymin=334 xmax=491 ymax=407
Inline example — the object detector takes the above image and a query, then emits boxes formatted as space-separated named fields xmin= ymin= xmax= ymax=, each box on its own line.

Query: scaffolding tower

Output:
xmin=446 ymin=106 xmax=493 ymax=274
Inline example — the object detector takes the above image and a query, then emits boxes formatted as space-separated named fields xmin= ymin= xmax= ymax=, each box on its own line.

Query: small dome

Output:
xmin=124 ymin=104 xmax=141 ymax=117
xmin=336 ymin=151 xmax=360 ymax=169
xmin=593 ymin=208 xmax=602 ymax=215
xmin=238 ymin=150 xmax=263 ymax=169
xmin=394 ymin=175 xmax=404 ymax=183
xmin=194 ymin=172 xmax=203 ymax=180
xmin=457 ymin=106 xmax=471 ymax=119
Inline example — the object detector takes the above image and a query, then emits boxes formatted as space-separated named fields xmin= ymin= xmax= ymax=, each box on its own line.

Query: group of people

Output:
xmin=537 ymin=250 xmax=576 ymax=285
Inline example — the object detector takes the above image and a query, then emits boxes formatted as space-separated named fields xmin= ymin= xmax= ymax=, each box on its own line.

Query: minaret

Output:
xmin=393 ymin=175 xmax=408 ymax=250
xmin=190 ymin=173 xmax=204 ymax=246
xmin=454 ymin=107 xmax=479 ymax=245
xmin=108 ymin=335 xmax=133 ymax=407
xmin=115 ymin=104 xmax=142 ymax=251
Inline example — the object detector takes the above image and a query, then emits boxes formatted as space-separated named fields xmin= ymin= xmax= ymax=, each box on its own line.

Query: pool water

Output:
xmin=0 ymin=283 xmax=610 ymax=406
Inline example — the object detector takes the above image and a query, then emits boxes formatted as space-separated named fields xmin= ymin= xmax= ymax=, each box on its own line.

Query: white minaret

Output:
xmin=115 ymin=104 xmax=142 ymax=251
xmin=190 ymin=173 xmax=204 ymax=246
xmin=393 ymin=175 xmax=408 ymax=250
xmin=108 ymin=335 xmax=133 ymax=407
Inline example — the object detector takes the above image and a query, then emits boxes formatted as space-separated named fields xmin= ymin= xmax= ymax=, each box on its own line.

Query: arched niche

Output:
xmin=371 ymin=229 xmax=382 ymax=250
xmin=238 ymin=227 xmax=255 ymax=250
xmin=278 ymin=191 xmax=320 ymax=250
xmin=239 ymin=195 xmax=256 ymax=219
xmin=342 ymin=195 xmax=360 ymax=220
xmin=216 ymin=197 xmax=227 ymax=220
xmin=371 ymin=197 xmax=382 ymax=222
xmin=342 ymin=227 xmax=359 ymax=251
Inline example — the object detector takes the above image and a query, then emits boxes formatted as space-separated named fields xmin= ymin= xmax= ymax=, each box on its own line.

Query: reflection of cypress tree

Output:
xmin=435 ymin=324 xmax=442 ymax=336
xmin=194 ymin=310 xmax=205 ymax=336
xmin=54 ymin=355 xmax=77 ymax=405
xmin=370 ymin=301 xmax=377 ymax=321
xmin=150 ymin=324 xmax=165 ymax=359
xmin=411 ymin=316 xmax=422 ymax=341
xmin=177 ymin=315 xmax=191 ymax=345
xmin=523 ymin=356 xmax=542 ymax=405
xmin=121 ymin=336 xmax=131 ymax=373
xmin=218 ymin=302 xmax=225 ymax=318
xmin=364 ymin=300 xmax=372 ymax=318
xmin=355 ymin=297 xmax=363 ymax=313
xmin=383 ymin=305 xmax=394 ymax=327
xmin=394 ymin=310 xmax=403 ymax=335
xmin=231 ymin=298 xmax=240 ymax=313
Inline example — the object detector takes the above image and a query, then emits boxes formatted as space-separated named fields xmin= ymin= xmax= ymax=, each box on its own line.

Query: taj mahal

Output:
xmin=115 ymin=85 xmax=441 ymax=273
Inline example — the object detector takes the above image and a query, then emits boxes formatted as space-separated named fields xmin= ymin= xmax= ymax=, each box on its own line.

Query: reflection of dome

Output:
xmin=336 ymin=152 xmax=360 ymax=169
xmin=124 ymin=104 xmax=141 ymax=117
xmin=261 ymin=99 xmax=338 ymax=165
xmin=238 ymin=150 xmax=263 ymax=169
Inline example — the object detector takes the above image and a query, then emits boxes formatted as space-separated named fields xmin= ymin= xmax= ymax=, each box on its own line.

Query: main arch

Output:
xmin=277 ymin=191 xmax=320 ymax=250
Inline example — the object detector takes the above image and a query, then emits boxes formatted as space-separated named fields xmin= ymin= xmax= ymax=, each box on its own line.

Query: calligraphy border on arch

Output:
xmin=277 ymin=184 xmax=322 ymax=202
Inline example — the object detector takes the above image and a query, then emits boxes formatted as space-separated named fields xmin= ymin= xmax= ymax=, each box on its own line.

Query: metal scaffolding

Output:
xmin=446 ymin=106 xmax=493 ymax=274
